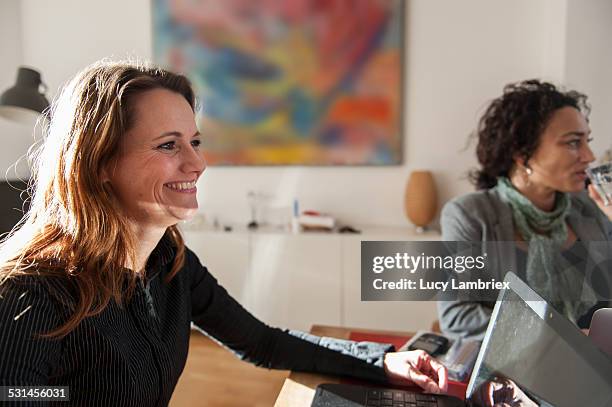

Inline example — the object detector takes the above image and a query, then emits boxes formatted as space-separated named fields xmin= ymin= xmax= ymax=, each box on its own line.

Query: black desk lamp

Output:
xmin=0 ymin=66 xmax=50 ymax=122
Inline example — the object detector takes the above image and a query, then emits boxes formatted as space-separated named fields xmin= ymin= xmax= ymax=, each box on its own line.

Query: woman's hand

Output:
xmin=473 ymin=378 xmax=538 ymax=407
xmin=588 ymin=184 xmax=612 ymax=220
xmin=383 ymin=350 xmax=448 ymax=394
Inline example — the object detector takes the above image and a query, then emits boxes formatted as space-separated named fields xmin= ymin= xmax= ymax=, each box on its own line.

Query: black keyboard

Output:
xmin=365 ymin=388 xmax=438 ymax=407
xmin=311 ymin=384 xmax=465 ymax=407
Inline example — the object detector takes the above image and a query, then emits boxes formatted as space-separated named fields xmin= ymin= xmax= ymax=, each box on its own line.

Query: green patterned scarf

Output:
xmin=496 ymin=177 xmax=597 ymax=323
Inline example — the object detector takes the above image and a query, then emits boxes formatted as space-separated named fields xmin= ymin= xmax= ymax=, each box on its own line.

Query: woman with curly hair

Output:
xmin=0 ymin=60 xmax=447 ymax=405
xmin=438 ymin=80 xmax=612 ymax=339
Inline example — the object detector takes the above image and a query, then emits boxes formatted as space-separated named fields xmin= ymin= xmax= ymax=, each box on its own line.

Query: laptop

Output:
xmin=311 ymin=272 xmax=612 ymax=407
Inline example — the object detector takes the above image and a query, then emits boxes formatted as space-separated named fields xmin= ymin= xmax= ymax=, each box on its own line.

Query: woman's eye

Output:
xmin=567 ymin=139 xmax=581 ymax=148
xmin=191 ymin=139 xmax=202 ymax=148
xmin=158 ymin=141 xmax=176 ymax=150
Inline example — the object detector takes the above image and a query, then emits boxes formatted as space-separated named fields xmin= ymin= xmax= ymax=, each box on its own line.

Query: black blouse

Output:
xmin=0 ymin=234 xmax=390 ymax=406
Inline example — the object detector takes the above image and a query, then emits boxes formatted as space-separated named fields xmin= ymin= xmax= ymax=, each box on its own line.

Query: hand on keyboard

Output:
xmin=383 ymin=350 xmax=448 ymax=394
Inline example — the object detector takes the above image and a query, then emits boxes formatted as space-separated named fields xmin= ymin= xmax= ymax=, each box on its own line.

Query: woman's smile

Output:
xmin=164 ymin=180 xmax=198 ymax=194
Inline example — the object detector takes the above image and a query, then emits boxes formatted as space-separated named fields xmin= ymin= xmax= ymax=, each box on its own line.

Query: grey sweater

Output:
xmin=438 ymin=187 xmax=612 ymax=339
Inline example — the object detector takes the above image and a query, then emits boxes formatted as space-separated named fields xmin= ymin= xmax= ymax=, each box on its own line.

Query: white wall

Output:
xmin=0 ymin=1 xmax=22 ymax=92
xmin=13 ymin=0 xmax=607 ymax=227
xmin=19 ymin=0 xmax=152 ymax=89
xmin=0 ymin=0 xmax=34 ymax=180
xmin=565 ymin=0 xmax=612 ymax=159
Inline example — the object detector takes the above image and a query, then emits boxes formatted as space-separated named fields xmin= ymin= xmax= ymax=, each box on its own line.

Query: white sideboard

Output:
xmin=181 ymin=225 xmax=441 ymax=333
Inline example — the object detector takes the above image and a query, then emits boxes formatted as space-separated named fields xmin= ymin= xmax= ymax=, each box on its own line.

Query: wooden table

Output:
xmin=274 ymin=325 xmax=416 ymax=407
xmin=170 ymin=330 xmax=288 ymax=406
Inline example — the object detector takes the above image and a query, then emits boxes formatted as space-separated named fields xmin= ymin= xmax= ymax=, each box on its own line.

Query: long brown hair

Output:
xmin=0 ymin=60 xmax=195 ymax=338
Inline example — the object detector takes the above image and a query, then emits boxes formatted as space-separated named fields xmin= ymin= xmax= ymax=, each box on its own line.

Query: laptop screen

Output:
xmin=466 ymin=273 xmax=612 ymax=407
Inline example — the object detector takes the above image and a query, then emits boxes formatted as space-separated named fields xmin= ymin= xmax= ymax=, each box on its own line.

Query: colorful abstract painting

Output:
xmin=153 ymin=0 xmax=404 ymax=165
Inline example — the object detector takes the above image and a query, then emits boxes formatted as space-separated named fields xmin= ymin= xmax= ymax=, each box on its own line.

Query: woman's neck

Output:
xmin=508 ymin=172 xmax=557 ymax=212
xmin=129 ymin=223 xmax=167 ymax=275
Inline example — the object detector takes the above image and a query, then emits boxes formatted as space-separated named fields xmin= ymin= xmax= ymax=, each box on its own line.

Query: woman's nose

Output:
xmin=181 ymin=144 xmax=206 ymax=174
xmin=582 ymin=143 xmax=596 ymax=164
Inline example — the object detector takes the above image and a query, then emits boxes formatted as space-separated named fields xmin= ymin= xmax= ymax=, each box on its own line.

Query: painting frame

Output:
xmin=152 ymin=0 xmax=405 ymax=166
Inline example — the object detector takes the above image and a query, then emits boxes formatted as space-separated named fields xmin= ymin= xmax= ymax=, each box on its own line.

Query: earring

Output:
xmin=522 ymin=166 xmax=532 ymax=187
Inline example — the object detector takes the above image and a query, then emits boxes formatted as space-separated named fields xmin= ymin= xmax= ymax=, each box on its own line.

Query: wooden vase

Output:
xmin=404 ymin=171 xmax=437 ymax=232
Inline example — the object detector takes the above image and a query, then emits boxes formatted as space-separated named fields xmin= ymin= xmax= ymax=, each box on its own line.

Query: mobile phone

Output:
xmin=407 ymin=333 xmax=449 ymax=357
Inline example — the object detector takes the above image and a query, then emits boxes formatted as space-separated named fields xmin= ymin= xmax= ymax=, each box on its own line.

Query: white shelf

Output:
xmin=181 ymin=225 xmax=440 ymax=332
xmin=180 ymin=222 xmax=441 ymax=239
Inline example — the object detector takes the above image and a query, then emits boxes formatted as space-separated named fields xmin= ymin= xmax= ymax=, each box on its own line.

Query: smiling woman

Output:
xmin=0 ymin=60 xmax=447 ymax=406
xmin=103 ymin=88 xmax=205 ymax=244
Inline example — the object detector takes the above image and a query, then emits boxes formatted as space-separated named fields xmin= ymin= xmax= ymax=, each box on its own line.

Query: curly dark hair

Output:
xmin=470 ymin=79 xmax=590 ymax=189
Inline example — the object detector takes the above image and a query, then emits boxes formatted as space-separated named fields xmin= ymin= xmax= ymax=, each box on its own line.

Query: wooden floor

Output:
xmin=169 ymin=331 xmax=289 ymax=407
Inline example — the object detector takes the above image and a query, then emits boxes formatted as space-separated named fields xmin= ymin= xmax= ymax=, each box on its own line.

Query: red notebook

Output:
xmin=349 ymin=331 xmax=468 ymax=400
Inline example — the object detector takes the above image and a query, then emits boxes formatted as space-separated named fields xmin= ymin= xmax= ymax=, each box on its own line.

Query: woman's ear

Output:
xmin=100 ymin=160 xmax=114 ymax=184
xmin=512 ymin=153 xmax=530 ymax=171
xmin=511 ymin=154 xmax=533 ymax=185
xmin=100 ymin=166 xmax=110 ymax=184
xmin=100 ymin=163 xmax=116 ymax=197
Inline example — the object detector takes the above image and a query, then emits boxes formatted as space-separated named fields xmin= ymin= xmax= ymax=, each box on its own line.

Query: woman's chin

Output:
xmin=561 ymin=181 xmax=588 ymax=194
xmin=159 ymin=208 xmax=199 ymax=226
xmin=176 ymin=208 xmax=199 ymax=222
